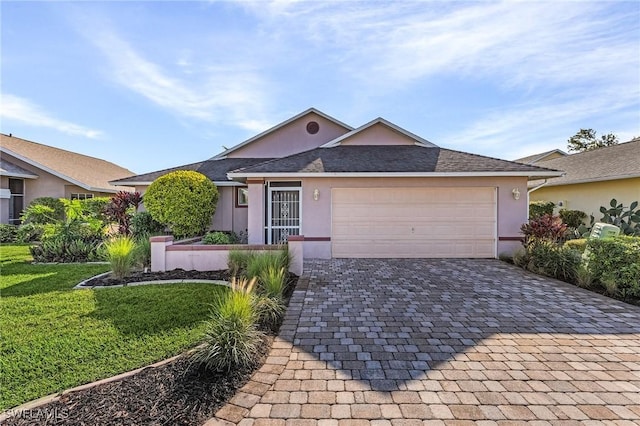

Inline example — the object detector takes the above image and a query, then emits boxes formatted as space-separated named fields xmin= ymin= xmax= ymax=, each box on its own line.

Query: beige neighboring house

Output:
xmin=114 ymin=108 xmax=561 ymax=258
xmin=0 ymin=134 xmax=135 ymax=224
xmin=518 ymin=138 xmax=640 ymax=218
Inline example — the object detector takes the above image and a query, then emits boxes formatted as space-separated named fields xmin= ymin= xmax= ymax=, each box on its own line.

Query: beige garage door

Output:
xmin=331 ymin=187 xmax=496 ymax=258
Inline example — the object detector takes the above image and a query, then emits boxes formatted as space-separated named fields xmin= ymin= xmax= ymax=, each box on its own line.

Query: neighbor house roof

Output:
xmin=228 ymin=145 xmax=562 ymax=179
xmin=111 ymin=158 xmax=273 ymax=186
xmin=0 ymin=158 xmax=39 ymax=179
xmin=0 ymin=134 xmax=135 ymax=193
xmin=514 ymin=149 xmax=568 ymax=165
xmin=528 ymin=138 xmax=640 ymax=187
xmin=212 ymin=108 xmax=354 ymax=160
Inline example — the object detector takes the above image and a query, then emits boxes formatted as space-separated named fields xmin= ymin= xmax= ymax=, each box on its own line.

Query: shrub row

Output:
xmin=585 ymin=236 xmax=640 ymax=299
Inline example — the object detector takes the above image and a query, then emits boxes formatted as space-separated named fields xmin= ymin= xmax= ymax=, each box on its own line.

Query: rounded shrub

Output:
xmin=21 ymin=197 xmax=65 ymax=224
xmin=0 ymin=224 xmax=18 ymax=243
xmin=143 ymin=171 xmax=218 ymax=239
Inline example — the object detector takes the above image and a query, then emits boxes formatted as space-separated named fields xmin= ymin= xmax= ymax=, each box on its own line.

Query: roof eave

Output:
xmin=531 ymin=173 xmax=640 ymax=188
xmin=108 ymin=180 xmax=240 ymax=187
xmin=1 ymin=147 xmax=95 ymax=191
xmin=0 ymin=172 xmax=39 ymax=179
xmin=228 ymin=171 xmax=564 ymax=179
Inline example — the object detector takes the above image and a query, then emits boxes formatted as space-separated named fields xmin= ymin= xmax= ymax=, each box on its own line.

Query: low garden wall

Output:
xmin=150 ymin=235 xmax=304 ymax=275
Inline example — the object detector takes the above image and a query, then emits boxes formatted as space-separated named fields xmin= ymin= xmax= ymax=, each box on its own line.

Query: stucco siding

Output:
xmin=337 ymin=124 xmax=415 ymax=146
xmin=247 ymin=176 xmax=528 ymax=257
xmin=530 ymin=177 xmax=640 ymax=218
xmin=227 ymin=112 xmax=350 ymax=158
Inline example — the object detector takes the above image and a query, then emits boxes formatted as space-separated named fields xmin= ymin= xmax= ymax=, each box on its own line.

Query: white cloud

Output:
xmin=87 ymin=29 xmax=271 ymax=132
xmin=0 ymin=94 xmax=103 ymax=138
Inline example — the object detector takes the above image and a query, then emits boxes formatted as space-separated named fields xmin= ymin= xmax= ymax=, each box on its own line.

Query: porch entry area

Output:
xmin=265 ymin=182 xmax=301 ymax=244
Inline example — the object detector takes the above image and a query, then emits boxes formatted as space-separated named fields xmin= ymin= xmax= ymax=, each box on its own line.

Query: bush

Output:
xmin=191 ymin=277 xmax=265 ymax=372
xmin=0 ymin=224 xmax=18 ymax=243
xmin=559 ymin=209 xmax=587 ymax=228
xmin=520 ymin=214 xmax=568 ymax=246
xmin=79 ymin=197 xmax=111 ymax=226
xmin=29 ymin=220 xmax=105 ymax=263
xmin=564 ymin=238 xmax=587 ymax=253
xmin=524 ymin=241 xmax=581 ymax=283
xmin=529 ymin=201 xmax=555 ymax=219
xmin=133 ymin=233 xmax=152 ymax=268
xmin=131 ymin=211 xmax=165 ymax=238
xmin=202 ymin=231 xmax=239 ymax=245
xmin=144 ymin=171 xmax=219 ymax=239
xmin=104 ymin=236 xmax=137 ymax=280
xmin=16 ymin=223 xmax=45 ymax=243
xmin=22 ymin=197 xmax=65 ymax=224
xmin=586 ymin=236 xmax=640 ymax=299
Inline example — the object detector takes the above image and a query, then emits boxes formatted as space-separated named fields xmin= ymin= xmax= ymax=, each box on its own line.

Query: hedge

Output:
xmin=586 ymin=236 xmax=640 ymax=299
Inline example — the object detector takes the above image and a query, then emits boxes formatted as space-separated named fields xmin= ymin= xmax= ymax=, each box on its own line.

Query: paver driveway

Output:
xmin=210 ymin=259 xmax=640 ymax=425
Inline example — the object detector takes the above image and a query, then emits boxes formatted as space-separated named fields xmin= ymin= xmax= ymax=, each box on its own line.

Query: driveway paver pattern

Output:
xmin=207 ymin=259 xmax=640 ymax=425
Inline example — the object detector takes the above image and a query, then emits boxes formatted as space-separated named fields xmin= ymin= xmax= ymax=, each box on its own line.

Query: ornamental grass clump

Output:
xmin=105 ymin=236 xmax=137 ymax=280
xmin=246 ymin=250 xmax=290 ymax=280
xmin=192 ymin=277 xmax=265 ymax=372
xmin=255 ymin=266 xmax=287 ymax=331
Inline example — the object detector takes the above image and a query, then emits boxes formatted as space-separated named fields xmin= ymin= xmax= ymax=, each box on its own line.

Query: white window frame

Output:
xmin=70 ymin=193 xmax=94 ymax=200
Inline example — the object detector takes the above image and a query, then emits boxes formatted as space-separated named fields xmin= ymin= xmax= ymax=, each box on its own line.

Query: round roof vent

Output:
xmin=306 ymin=121 xmax=320 ymax=135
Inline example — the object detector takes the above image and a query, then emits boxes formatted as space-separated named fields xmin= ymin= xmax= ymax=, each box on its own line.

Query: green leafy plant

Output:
xmin=131 ymin=211 xmax=165 ymax=238
xmin=0 ymin=224 xmax=18 ymax=243
xmin=529 ymin=201 xmax=555 ymax=219
xmin=191 ymin=277 xmax=264 ymax=372
xmin=144 ymin=171 xmax=219 ymax=239
xmin=559 ymin=209 xmax=587 ymax=229
xmin=104 ymin=236 xmax=137 ymax=280
xmin=598 ymin=199 xmax=640 ymax=236
xmin=564 ymin=238 xmax=587 ymax=253
xmin=525 ymin=240 xmax=581 ymax=283
xmin=16 ymin=223 xmax=45 ymax=243
xmin=575 ymin=264 xmax=594 ymax=288
xmin=21 ymin=197 xmax=65 ymax=224
xmin=133 ymin=233 xmax=152 ymax=268
xmin=203 ymin=231 xmax=237 ymax=245
xmin=585 ymin=236 xmax=640 ymax=299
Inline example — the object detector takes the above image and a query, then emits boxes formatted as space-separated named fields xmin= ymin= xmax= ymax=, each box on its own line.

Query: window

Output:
xmin=8 ymin=178 xmax=24 ymax=225
xmin=70 ymin=193 xmax=94 ymax=200
xmin=236 ymin=187 xmax=248 ymax=207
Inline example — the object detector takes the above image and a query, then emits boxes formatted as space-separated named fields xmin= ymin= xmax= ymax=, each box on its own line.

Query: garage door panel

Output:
xmin=331 ymin=187 xmax=496 ymax=258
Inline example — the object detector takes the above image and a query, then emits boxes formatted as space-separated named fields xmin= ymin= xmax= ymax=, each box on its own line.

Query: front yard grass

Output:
xmin=0 ymin=244 xmax=226 ymax=410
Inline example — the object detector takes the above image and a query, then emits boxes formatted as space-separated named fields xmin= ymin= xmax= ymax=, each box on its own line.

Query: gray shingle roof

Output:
xmin=514 ymin=149 xmax=568 ymax=165
xmin=229 ymin=146 xmax=560 ymax=176
xmin=111 ymin=158 xmax=273 ymax=185
xmin=528 ymin=139 xmax=640 ymax=187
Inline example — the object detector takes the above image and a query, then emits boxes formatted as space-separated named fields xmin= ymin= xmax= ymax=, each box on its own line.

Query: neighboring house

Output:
xmin=522 ymin=139 xmax=640 ymax=218
xmin=113 ymin=108 xmax=561 ymax=258
xmin=514 ymin=149 xmax=567 ymax=165
xmin=0 ymin=134 xmax=135 ymax=224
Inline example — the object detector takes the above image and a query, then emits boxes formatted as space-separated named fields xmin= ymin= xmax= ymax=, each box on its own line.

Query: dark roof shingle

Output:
xmin=230 ymin=146 xmax=560 ymax=176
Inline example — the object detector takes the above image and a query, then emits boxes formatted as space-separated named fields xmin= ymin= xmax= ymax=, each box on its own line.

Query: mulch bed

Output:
xmin=5 ymin=270 xmax=298 ymax=426
xmin=80 ymin=269 xmax=233 ymax=287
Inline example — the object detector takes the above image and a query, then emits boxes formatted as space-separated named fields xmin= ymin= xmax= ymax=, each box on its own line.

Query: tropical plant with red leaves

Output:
xmin=104 ymin=191 xmax=142 ymax=235
xmin=520 ymin=214 xmax=568 ymax=246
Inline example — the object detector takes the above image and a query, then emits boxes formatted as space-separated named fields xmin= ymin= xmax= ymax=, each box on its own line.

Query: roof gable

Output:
xmin=213 ymin=108 xmax=353 ymax=159
xmin=321 ymin=118 xmax=437 ymax=148
xmin=0 ymin=134 xmax=135 ymax=193
xmin=514 ymin=149 xmax=568 ymax=165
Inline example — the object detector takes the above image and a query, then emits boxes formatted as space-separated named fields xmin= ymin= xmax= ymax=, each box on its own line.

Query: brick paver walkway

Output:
xmin=207 ymin=259 xmax=640 ymax=425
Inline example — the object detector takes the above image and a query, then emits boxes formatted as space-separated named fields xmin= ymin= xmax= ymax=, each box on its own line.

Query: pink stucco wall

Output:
xmin=246 ymin=176 xmax=529 ymax=258
xmin=227 ymin=112 xmax=350 ymax=159
xmin=337 ymin=124 xmax=415 ymax=146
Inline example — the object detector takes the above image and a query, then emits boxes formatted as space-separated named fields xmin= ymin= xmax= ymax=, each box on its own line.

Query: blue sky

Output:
xmin=2 ymin=1 xmax=639 ymax=175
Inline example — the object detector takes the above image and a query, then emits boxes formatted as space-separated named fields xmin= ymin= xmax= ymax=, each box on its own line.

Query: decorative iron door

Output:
xmin=267 ymin=187 xmax=301 ymax=244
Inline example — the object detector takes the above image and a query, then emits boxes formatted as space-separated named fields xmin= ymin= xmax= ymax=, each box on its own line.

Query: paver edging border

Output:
xmin=73 ymin=271 xmax=230 ymax=289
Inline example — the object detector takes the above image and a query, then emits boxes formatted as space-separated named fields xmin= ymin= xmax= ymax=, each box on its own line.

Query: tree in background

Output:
xmin=143 ymin=171 xmax=218 ymax=239
xmin=567 ymin=128 xmax=618 ymax=153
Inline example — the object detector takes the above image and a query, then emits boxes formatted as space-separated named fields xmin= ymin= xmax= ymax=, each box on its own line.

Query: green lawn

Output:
xmin=0 ymin=244 xmax=226 ymax=410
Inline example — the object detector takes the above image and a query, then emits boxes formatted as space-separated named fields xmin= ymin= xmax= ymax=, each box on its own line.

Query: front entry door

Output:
xmin=267 ymin=186 xmax=301 ymax=244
